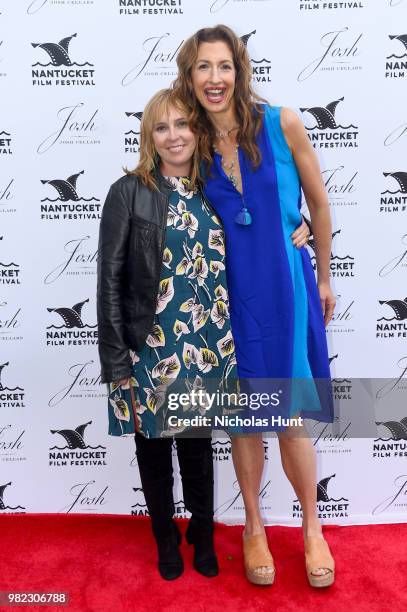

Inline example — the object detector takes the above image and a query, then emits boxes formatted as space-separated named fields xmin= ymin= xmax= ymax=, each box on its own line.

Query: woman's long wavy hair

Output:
xmin=173 ymin=24 xmax=267 ymax=171
xmin=126 ymin=88 xmax=201 ymax=192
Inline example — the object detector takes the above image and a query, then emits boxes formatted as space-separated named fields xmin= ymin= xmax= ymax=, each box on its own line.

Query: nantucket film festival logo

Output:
xmin=124 ymin=111 xmax=142 ymax=154
xmin=0 ymin=481 xmax=25 ymax=514
xmin=376 ymin=297 xmax=407 ymax=339
xmin=0 ymin=425 xmax=26 ymax=464
xmin=0 ymin=129 xmax=12 ymax=155
xmin=0 ymin=236 xmax=21 ymax=286
xmin=329 ymin=353 xmax=354 ymax=405
xmin=131 ymin=487 xmax=188 ymax=518
xmin=37 ymin=102 xmax=100 ymax=155
xmin=308 ymin=229 xmax=355 ymax=278
xmin=40 ymin=169 xmax=101 ymax=221
xmin=31 ymin=33 xmax=96 ymax=87
xmin=293 ymin=474 xmax=349 ymax=519
xmin=373 ymin=418 xmax=407 ymax=459
xmin=300 ymin=97 xmax=359 ymax=149
xmin=46 ymin=297 xmax=98 ymax=348
xmin=49 ymin=420 xmax=107 ymax=467
xmin=48 ymin=359 xmax=104 ymax=408
xmin=0 ymin=177 xmax=15 ymax=215
xmin=0 ymin=300 xmax=23 ymax=343
xmin=299 ymin=1 xmax=364 ymax=10
xmin=0 ymin=362 xmax=25 ymax=409
xmin=118 ymin=0 xmax=184 ymax=16
xmin=379 ymin=171 xmax=407 ymax=213
xmin=44 ymin=235 xmax=97 ymax=284
xmin=322 ymin=165 xmax=358 ymax=207
xmin=297 ymin=27 xmax=362 ymax=81
xmin=212 ymin=439 xmax=232 ymax=462
xmin=121 ymin=32 xmax=183 ymax=86
xmin=27 ymin=0 xmax=94 ymax=15
xmin=240 ymin=30 xmax=271 ymax=85
xmin=385 ymin=34 xmax=407 ymax=79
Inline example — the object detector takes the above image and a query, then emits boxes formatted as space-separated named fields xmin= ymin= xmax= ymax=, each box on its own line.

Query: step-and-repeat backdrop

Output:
xmin=1 ymin=0 xmax=406 ymax=524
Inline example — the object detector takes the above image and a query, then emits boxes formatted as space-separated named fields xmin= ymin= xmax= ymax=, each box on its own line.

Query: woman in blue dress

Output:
xmin=174 ymin=25 xmax=336 ymax=587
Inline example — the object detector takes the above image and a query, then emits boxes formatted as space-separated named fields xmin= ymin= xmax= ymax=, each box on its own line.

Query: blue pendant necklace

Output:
xmin=213 ymin=139 xmax=252 ymax=226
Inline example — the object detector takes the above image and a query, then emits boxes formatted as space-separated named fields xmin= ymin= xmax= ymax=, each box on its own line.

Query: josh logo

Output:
xmin=313 ymin=417 xmax=352 ymax=455
xmin=376 ymin=298 xmax=407 ymax=339
xmin=48 ymin=360 xmax=104 ymax=407
xmin=0 ymin=236 xmax=21 ymax=285
xmin=385 ymin=34 xmax=407 ymax=79
xmin=31 ymin=33 xmax=96 ymax=86
xmin=240 ymin=30 xmax=271 ymax=84
xmin=297 ymin=27 xmax=362 ymax=81
xmin=299 ymin=1 xmax=364 ymax=10
xmin=373 ymin=418 xmax=407 ymax=459
xmin=376 ymin=356 xmax=407 ymax=400
xmin=0 ymin=178 xmax=15 ymax=214
xmin=0 ymin=481 xmax=25 ymax=514
xmin=131 ymin=487 xmax=188 ymax=517
xmin=44 ymin=235 xmax=97 ymax=284
xmin=27 ymin=0 xmax=94 ymax=14
xmin=0 ymin=130 xmax=12 ymax=155
xmin=40 ymin=170 xmax=101 ymax=221
xmin=309 ymin=229 xmax=355 ymax=278
xmin=0 ymin=362 xmax=25 ymax=408
xmin=293 ymin=474 xmax=349 ymax=518
xmin=327 ymin=293 xmax=355 ymax=333
xmin=37 ymin=102 xmax=100 ymax=154
xmin=212 ymin=439 xmax=232 ymax=461
xmin=379 ymin=171 xmax=407 ymax=213
xmin=0 ymin=301 xmax=22 ymax=343
xmin=384 ymin=121 xmax=407 ymax=146
xmin=124 ymin=111 xmax=142 ymax=154
xmin=49 ymin=420 xmax=107 ymax=467
xmin=60 ymin=480 xmax=108 ymax=513
xmin=322 ymin=165 xmax=358 ymax=207
xmin=122 ymin=33 xmax=183 ymax=86
xmin=372 ymin=475 xmax=407 ymax=515
xmin=379 ymin=233 xmax=407 ymax=277
xmin=0 ymin=425 xmax=26 ymax=463
xmin=301 ymin=97 xmax=359 ymax=149
xmin=119 ymin=0 xmax=183 ymax=15
xmin=216 ymin=480 xmax=272 ymax=516
xmin=46 ymin=298 xmax=98 ymax=347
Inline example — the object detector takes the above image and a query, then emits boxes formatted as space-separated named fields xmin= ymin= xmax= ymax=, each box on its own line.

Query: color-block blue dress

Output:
xmin=203 ymin=105 xmax=333 ymax=424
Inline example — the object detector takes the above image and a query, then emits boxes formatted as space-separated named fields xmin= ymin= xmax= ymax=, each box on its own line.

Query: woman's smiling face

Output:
xmin=191 ymin=40 xmax=236 ymax=115
xmin=152 ymin=105 xmax=196 ymax=176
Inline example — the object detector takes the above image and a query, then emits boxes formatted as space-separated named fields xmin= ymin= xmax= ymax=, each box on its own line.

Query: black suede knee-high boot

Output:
xmin=176 ymin=436 xmax=218 ymax=577
xmin=135 ymin=433 xmax=183 ymax=580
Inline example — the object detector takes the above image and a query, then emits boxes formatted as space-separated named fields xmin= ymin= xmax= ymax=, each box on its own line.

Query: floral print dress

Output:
xmin=107 ymin=177 xmax=237 ymax=438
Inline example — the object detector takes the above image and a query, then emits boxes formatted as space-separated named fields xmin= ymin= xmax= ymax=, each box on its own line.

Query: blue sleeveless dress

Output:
xmin=203 ymin=105 xmax=333 ymax=424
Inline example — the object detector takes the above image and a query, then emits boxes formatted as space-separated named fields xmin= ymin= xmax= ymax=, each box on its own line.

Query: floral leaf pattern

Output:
xmin=107 ymin=181 xmax=237 ymax=439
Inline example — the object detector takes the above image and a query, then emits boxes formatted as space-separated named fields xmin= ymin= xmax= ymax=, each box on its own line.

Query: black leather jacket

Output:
xmin=97 ymin=172 xmax=215 ymax=384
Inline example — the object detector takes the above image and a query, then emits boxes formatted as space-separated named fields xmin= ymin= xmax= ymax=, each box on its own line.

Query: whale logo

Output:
xmin=40 ymin=170 xmax=99 ymax=203
xmin=31 ymin=33 xmax=92 ymax=67
xmin=0 ymin=481 xmax=25 ymax=511
xmin=294 ymin=474 xmax=348 ymax=503
xmin=307 ymin=229 xmax=342 ymax=259
xmin=49 ymin=420 xmax=105 ymax=451
xmin=382 ymin=172 xmax=407 ymax=195
xmin=0 ymin=361 xmax=23 ymax=393
xmin=375 ymin=417 xmax=407 ymax=441
xmin=388 ymin=34 xmax=407 ymax=58
xmin=300 ymin=97 xmax=356 ymax=130
xmin=240 ymin=29 xmax=271 ymax=65
xmin=378 ymin=298 xmax=407 ymax=321
xmin=125 ymin=111 xmax=143 ymax=136
xmin=47 ymin=298 xmax=97 ymax=329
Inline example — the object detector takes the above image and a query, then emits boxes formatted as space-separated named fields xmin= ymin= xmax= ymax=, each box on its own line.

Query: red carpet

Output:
xmin=1 ymin=515 xmax=406 ymax=612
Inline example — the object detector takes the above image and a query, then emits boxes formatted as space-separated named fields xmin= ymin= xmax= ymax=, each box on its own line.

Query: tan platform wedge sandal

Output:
xmin=243 ymin=533 xmax=276 ymax=586
xmin=304 ymin=536 xmax=335 ymax=587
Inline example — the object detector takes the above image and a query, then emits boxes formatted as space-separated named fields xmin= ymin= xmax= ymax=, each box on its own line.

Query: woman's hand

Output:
xmin=318 ymin=281 xmax=336 ymax=326
xmin=291 ymin=218 xmax=310 ymax=249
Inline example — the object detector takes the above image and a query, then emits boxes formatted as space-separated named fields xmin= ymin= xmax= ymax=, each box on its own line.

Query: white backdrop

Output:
xmin=1 ymin=0 xmax=407 ymax=525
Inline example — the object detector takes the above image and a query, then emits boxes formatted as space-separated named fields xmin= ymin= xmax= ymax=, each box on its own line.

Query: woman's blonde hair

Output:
xmin=173 ymin=24 xmax=267 ymax=172
xmin=126 ymin=88 xmax=201 ymax=191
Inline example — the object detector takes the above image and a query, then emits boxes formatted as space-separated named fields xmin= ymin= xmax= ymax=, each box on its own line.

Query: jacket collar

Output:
xmin=153 ymin=168 xmax=175 ymax=196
